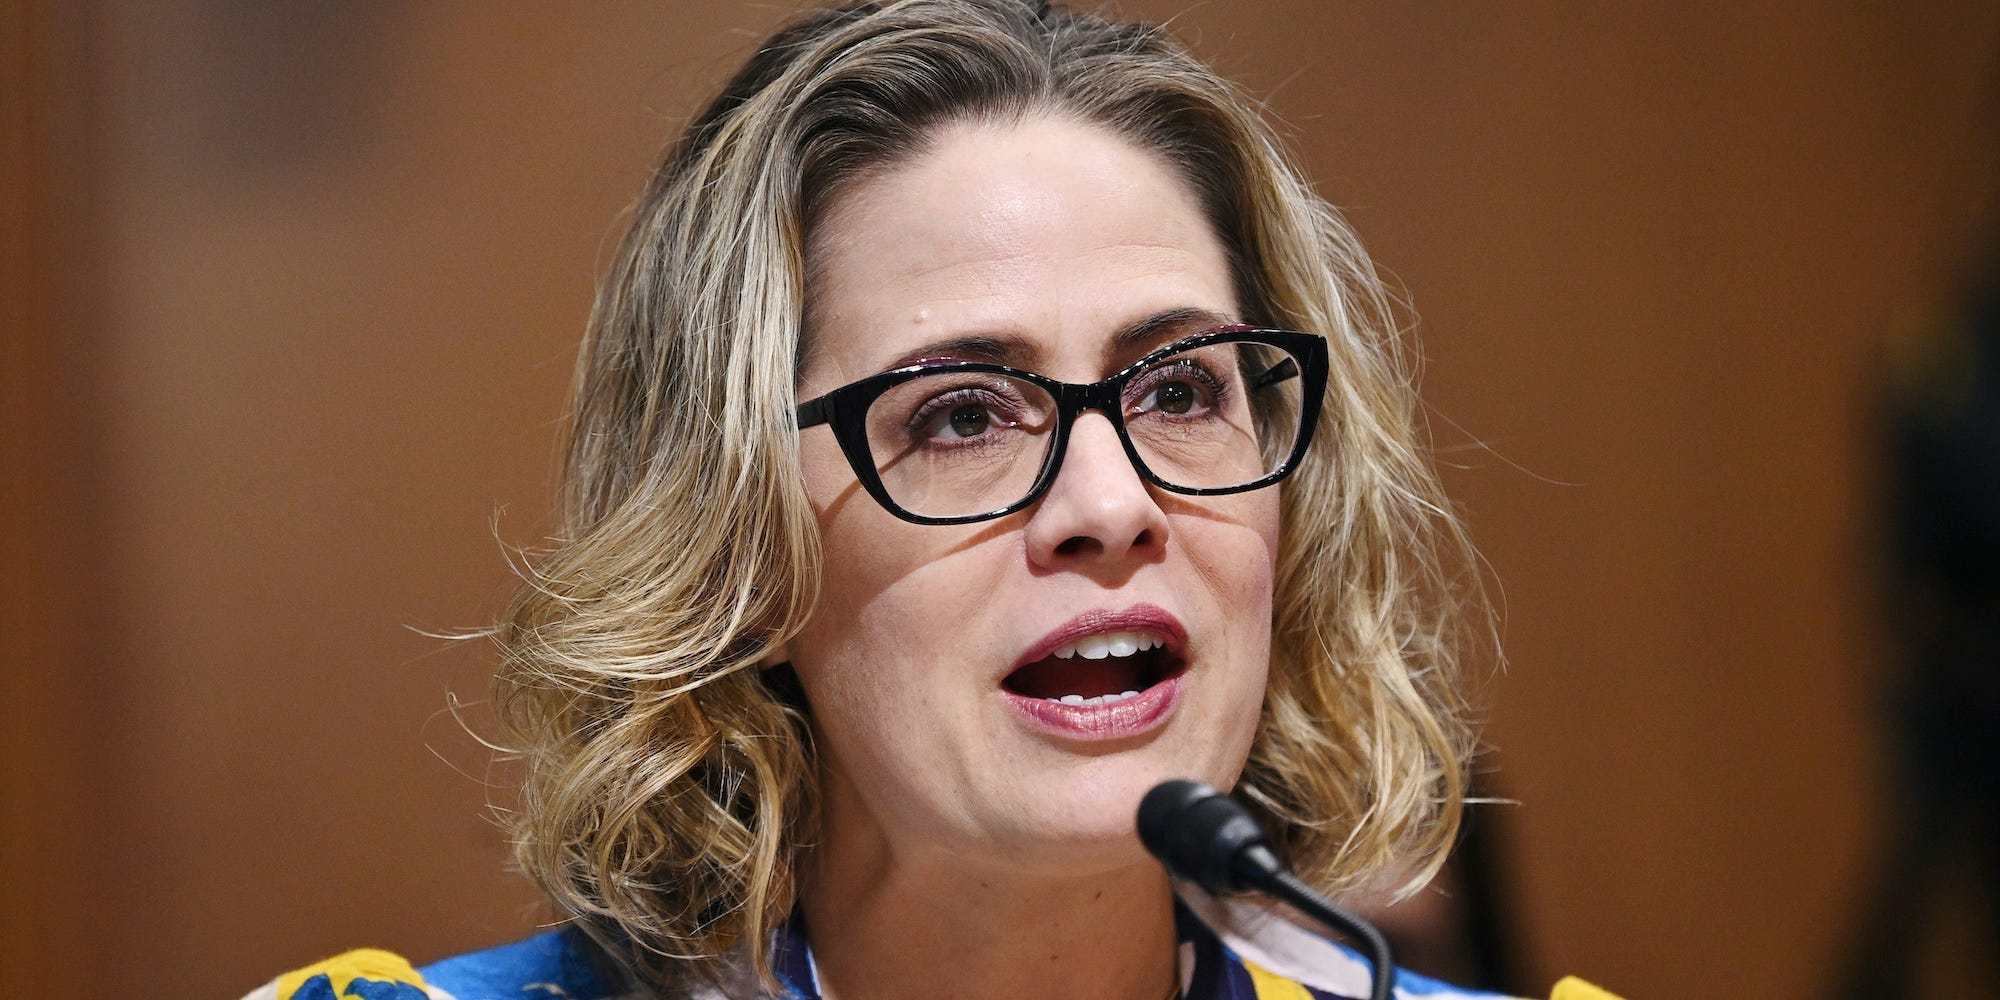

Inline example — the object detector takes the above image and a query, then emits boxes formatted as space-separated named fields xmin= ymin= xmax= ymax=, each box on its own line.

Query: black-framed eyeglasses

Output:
xmin=795 ymin=327 xmax=1327 ymax=525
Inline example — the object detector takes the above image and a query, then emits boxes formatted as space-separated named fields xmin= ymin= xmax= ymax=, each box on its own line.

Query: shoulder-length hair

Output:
xmin=494 ymin=0 xmax=1483 ymax=993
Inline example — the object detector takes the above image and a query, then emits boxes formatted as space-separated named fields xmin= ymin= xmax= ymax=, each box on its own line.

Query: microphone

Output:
xmin=1138 ymin=780 xmax=1395 ymax=1000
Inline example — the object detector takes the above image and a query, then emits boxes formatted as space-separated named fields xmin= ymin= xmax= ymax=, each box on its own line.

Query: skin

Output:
xmin=782 ymin=115 xmax=1281 ymax=1000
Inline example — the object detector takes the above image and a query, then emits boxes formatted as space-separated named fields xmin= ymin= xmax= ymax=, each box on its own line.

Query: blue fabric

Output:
xmin=343 ymin=979 xmax=432 ymax=1000
xmin=288 ymin=974 xmax=429 ymax=1000
xmin=418 ymin=927 xmax=615 ymax=1000
xmin=288 ymin=975 xmax=339 ymax=1000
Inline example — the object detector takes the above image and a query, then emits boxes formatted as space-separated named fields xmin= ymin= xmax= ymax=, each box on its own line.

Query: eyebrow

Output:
xmin=883 ymin=334 xmax=1030 ymax=370
xmin=879 ymin=306 xmax=1238 ymax=373
xmin=1110 ymin=306 xmax=1238 ymax=356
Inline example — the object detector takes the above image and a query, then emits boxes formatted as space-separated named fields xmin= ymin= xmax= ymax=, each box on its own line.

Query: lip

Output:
xmin=1010 ymin=604 xmax=1188 ymax=670
xmin=1001 ymin=604 xmax=1188 ymax=742
xmin=1003 ymin=675 xmax=1183 ymax=741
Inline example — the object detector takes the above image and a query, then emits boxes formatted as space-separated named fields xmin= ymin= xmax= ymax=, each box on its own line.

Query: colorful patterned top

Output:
xmin=241 ymin=891 xmax=1619 ymax=1000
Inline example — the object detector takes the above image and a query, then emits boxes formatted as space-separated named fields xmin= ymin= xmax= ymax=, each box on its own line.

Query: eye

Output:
xmin=940 ymin=401 xmax=995 ymax=439
xmin=1151 ymin=380 xmax=1199 ymax=415
xmin=909 ymin=388 xmax=1021 ymax=443
xmin=1128 ymin=360 xmax=1226 ymax=419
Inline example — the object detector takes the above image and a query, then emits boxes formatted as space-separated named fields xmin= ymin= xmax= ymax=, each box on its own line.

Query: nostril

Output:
xmin=1054 ymin=535 xmax=1100 ymax=557
xmin=1053 ymin=527 xmax=1154 ymax=559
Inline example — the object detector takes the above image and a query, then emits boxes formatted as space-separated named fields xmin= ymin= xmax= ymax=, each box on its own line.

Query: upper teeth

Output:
xmin=1051 ymin=631 xmax=1164 ymax=660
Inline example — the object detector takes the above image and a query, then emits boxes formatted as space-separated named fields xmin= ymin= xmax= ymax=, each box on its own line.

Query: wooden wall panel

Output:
xmin=3 ymin=1 xmax=111 ymax=992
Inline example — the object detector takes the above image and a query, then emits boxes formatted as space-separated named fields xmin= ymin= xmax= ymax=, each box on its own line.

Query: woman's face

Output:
xmin=788 ymin=115 xmax=1279 ymax=878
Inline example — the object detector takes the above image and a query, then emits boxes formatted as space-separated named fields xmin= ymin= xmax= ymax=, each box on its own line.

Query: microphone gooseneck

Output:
xmin=1137 ymin=780 xmax=1395 ymax=1000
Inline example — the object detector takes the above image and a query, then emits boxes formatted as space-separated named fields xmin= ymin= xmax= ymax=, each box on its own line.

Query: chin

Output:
xmin=985 ymin=751 xmax=1238 ymax=877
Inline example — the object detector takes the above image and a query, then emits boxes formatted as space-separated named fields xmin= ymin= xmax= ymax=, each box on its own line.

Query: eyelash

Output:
xmin=906 ymin=386 xmax=1026 ymax=443
xmin=1128 ymin=359 xmax=1231 ymax=416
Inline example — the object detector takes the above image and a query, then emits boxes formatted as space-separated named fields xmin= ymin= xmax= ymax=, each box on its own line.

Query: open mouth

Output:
xmin=1001 ymin=630 xmax=1186 ymax=707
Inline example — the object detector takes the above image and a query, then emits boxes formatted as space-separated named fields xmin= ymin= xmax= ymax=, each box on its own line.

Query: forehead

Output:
xmin=800 ymin=115 xmax=1238 ymax=393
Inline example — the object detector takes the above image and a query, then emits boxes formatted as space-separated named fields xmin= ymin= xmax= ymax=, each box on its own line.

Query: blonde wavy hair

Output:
xmin=493 ymin=0 xmax=1484 ymax=993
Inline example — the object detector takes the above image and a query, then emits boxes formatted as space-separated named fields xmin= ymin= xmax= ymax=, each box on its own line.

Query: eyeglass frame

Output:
xmin=794 ymin=326 xmax=1329 ymax=526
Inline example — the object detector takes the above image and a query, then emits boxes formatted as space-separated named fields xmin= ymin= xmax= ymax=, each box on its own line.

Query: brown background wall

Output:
xmin=7 ymin=2 xmax=1998 ymax=996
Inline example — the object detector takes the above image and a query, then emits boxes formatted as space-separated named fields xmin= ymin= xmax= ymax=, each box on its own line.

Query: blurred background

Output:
xmin=7 ymin=2 xmax=2000 ymax=996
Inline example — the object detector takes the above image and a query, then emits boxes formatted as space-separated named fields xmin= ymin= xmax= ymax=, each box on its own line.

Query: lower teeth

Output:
xmin=1049 ymin=690 xmax=1142 ymax=706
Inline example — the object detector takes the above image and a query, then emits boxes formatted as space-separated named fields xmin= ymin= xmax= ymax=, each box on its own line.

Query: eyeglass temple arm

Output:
xmin=796 ymin=395 xmax=832 ymax=429
xmin=1249 ymin=357 xmax=1300 ymax=391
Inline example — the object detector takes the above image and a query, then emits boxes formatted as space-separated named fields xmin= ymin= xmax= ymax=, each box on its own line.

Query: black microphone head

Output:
xmin=1136 ymin=779 xmax=1209 ymax=858
xmin=1136 ymin=779 xmax=1280 ymax=894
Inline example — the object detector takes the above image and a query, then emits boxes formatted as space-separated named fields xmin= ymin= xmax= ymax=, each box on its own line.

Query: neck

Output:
xmin=798 ymin=825 xmax=1180 ymax=1000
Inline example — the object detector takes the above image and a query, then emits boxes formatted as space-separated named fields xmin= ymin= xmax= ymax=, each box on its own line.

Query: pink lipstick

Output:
xmin=1001 ymin=605 xmax=1186 ymax=741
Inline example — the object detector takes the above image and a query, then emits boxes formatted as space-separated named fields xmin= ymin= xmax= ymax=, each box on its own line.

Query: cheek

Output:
xmin=788 ymin=434 xmax=986 ymax=727
xmin=783 ymin=538 xmax=999 ymax=833
xmin=786 ymin=583 xmax=926 ymax=785
xmin=797 ymin=437 xmax=901 ymax=625
xmin=1187 ymin=492 xmax=1281 ymax=734
xmin=1184 ymin=488 xmax=1282 ymax=606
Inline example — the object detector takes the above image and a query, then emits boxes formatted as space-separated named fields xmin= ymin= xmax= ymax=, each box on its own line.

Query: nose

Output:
xmin=1023 ymin=412 xmax=1170 ymax=571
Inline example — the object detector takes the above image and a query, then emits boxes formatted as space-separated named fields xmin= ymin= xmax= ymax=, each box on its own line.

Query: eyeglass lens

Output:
xmin=859 ymin=338 xmax=1306 ymax=519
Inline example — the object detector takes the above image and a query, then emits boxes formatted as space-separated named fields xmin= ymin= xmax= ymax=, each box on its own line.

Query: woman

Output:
xmin=249 ymin=2 xmax=1614 ymax=998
